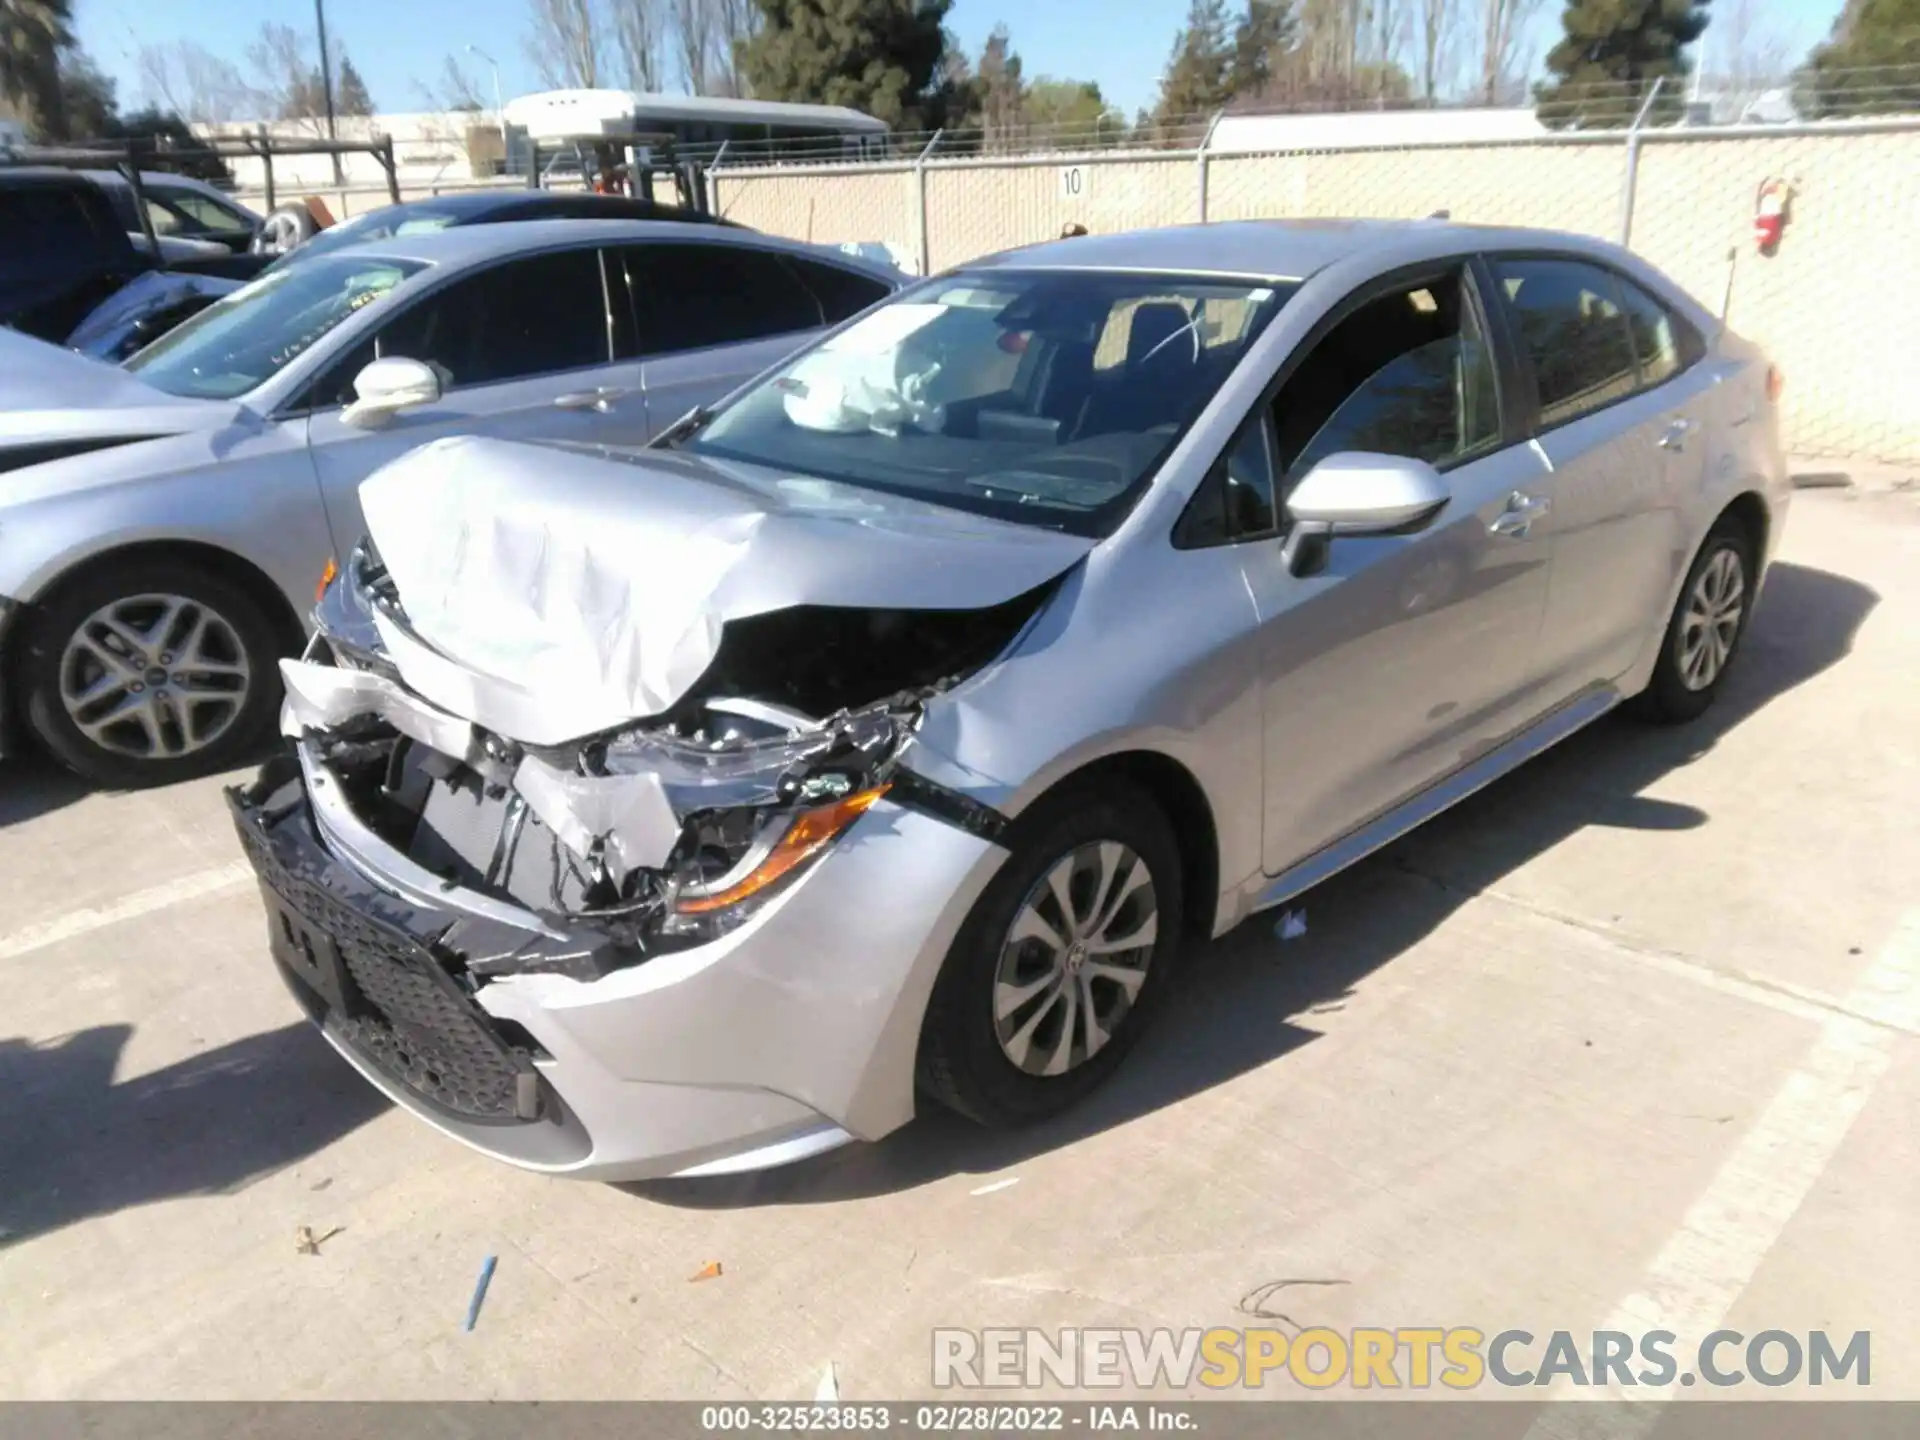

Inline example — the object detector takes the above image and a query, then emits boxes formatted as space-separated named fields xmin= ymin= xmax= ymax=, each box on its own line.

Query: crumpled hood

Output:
xmin=0 ymin=326 xmax=228 ymax=448
xmin=360 ymin=434 xmax=1093 ymax=745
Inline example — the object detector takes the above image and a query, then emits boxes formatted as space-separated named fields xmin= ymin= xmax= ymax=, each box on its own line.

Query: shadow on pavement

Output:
xmin=630 ymin=561 xmax=1877 ymax=1209
xmin=0 ymin=752 xmax=92 ymax=830
xmin=0 ymin=1021 xmax=390 ymax=1249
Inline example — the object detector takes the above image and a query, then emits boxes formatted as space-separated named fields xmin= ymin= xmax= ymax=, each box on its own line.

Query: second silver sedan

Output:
xmin=0 ymin=221 xmax=900 ymax=785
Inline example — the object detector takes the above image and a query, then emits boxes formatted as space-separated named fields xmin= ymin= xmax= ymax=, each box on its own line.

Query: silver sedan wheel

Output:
xmin=58 ymin=593 xmax=252 ymax=761
xmin=993 ymin=841 xmax=1159 ymax=1078
xmin=1678 ymin=547 xmax=1745 ymax=691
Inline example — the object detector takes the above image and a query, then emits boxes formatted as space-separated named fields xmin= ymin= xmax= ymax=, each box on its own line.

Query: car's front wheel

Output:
xmin=18 ymin=559 xmax=284 ymax=787
xmin=1638 ymin=516 xmax=1756 ymax=724
xmin=918 ymin=780 xmax=1184 ymax=1128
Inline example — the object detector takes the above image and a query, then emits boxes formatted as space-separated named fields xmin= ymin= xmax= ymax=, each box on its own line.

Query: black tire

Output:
xmin=1637 ymin=517 xmax=1756 ymax=725
xmin=918 ymin=779 xmax=1184 ymax=1128
xmin=17 ymin=558 xmax=285 ymax=788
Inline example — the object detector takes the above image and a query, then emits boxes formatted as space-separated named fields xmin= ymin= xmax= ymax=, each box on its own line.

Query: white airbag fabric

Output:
xmin=511 ymin=754 xmax=681 ymax=874
xmin=279 ymin=657 xmax=480 ymax=761
xmin=357 ymin=435 xmax=1093 ymax=746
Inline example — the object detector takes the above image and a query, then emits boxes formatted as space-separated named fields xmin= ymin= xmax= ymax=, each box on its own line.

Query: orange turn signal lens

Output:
xmin=674 ymin=785 xmax=890 ymax=915
xmin=1766 ymin=365 xmax=1784 ymax=403
xmin=316 ymin=557 xmax=338 ymax=602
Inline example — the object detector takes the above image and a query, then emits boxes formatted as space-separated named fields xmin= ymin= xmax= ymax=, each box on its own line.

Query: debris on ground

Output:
xmin=816 ymin=1363 xmax=840 ymax=1403
xmin=295 ymin=1224 xmax=343 ymax=1256
xmin=690 ymin=1260 xmax=723 ymax=1282
xmin=969 ymin=1178 xmax=1020 ymax=1196
xmin=464 ymin=1255 xmax=498 ymax=1332
xmin=1276 ymin=908 xmax=1308 ymax=941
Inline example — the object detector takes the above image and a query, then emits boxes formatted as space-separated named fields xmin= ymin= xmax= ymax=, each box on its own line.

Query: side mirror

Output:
xmin=341 ymin=357 xmax=440 ymax=430
xmin=1282 ymin=452 xmax=1450 ymax=577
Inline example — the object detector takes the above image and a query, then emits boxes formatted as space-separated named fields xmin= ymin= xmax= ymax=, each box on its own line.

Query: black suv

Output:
xmin=0 ymin=168 xmax=268 ymax=343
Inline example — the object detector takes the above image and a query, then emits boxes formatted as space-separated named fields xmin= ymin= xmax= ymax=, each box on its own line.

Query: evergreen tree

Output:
xmin=1796 ymin=0 xmax=1920 ymax=116
xmin=1534 ymin=0 xmax=1711 ymax=129
xmin=740 ymin=0 xmax=955 ymax=130
xmin=1155 ymin=0 xmax=1235 ymax=127
xmin=1226 ymin=0 xmax=1297 ymax=102
xmin=0 ymin=0 xmax=75 ymax=137
xmin=336 ymin=53 xmax=375 ymax=115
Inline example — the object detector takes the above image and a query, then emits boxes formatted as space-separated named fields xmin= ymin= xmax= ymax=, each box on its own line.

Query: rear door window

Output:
xmin=1492 ymin=257 xmax=1639 ymax=428
xmin=1612 ymin=273 xmax=1705 ymax=388
xmin=623 ymin=243 xmax=825 ymax=355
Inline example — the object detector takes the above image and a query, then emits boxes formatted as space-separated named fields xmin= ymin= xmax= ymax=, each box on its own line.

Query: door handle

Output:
xmin=553 ymin=388 xmax=627 ymax=412
xmin=1658 ymin=418 xmax=1696 ymax=451
xmin=1489 ymin=491 xmax=1549 ymax=538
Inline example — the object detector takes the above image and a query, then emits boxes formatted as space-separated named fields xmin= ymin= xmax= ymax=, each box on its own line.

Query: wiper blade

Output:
xmin=651 ymin=405 xmax=712 ymax=449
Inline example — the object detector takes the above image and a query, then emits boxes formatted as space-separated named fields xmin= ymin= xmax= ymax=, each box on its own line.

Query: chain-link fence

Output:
xmin=713 ymin=111 xmax=1920 ymax=463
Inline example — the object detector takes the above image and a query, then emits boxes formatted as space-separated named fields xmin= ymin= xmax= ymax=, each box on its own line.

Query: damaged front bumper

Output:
xmin=228 ymin=548 xmax=1017 ymax=1181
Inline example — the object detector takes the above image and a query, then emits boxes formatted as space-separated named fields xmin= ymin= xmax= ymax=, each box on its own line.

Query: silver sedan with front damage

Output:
xmin=231 ymin=220 xmax=1791 ymax=1180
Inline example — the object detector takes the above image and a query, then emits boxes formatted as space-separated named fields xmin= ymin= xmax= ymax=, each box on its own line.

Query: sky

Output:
xmin=74 ymin=0 xmax=1851 ymax=125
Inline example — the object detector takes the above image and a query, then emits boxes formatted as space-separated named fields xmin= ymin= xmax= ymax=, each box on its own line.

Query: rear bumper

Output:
xmin=229 ymin=744 xmax=1005 ymax=1181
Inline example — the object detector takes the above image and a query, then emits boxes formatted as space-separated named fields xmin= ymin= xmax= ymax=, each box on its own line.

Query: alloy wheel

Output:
xmin=57 ymin=593 xmax=253 ymax=762
xmin=993 ymin=841 xmax=1159 ymax=1078
xmin=1678 ymin=547 xmax=1745 ymax=691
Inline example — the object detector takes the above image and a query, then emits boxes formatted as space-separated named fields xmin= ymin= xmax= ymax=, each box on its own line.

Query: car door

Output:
xmin=302 ymin=244 xmax=648 ymax=553
xmin=1486 ymin=255 xmax=1713 ymax=700
xmin=1196 ymin=262 xmax=1556 ymax=874
xmin=616 ymin=241 xmax=893 ymax=435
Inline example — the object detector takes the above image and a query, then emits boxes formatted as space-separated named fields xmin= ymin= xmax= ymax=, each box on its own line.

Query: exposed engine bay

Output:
xmin=285 ymin=541 xmax=1040 ymax=980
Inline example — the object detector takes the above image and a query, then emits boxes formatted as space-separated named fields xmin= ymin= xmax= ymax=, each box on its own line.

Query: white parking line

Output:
xmin=0 ymin=860 xmax=253 ymax=961
xmin=1522 ymin=913 xmax=1920 ymax=1438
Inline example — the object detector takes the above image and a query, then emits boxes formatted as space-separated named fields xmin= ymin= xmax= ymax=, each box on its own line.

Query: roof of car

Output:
xmin=79 ymin=169 xmax=239 ymax=201
xmin=345 ymin=217 xmax=899 ymax=274
xmin=974 ymin=218 xmax=1618 ymax=282
xmin=345 ymin=190 xmax=734 ymax=224
xmin=0 ymin=166 xmax=102 ymax=191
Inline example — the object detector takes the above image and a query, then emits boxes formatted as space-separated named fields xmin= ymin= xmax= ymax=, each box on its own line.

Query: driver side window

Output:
xmin=1279 ymin=269 xmax=1501 ymax=479
xmin=1178 ymin=266 xmax=1501 ymax=548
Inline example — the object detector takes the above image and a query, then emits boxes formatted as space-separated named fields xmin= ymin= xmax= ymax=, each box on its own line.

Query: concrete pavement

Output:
xmin=2 ymin=489 xmax=1916 ymax=1401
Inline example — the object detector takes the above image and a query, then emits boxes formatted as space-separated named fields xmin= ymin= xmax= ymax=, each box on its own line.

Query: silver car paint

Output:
xmin=0 ymin=218 xmax=901 ymax=630
xmin=272 ymin=220 xmax=1791 ymax=1179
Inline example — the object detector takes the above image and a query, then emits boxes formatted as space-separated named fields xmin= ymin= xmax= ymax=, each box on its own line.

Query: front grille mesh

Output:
xmin=238 ymin=819 xmax=538 ymax=1123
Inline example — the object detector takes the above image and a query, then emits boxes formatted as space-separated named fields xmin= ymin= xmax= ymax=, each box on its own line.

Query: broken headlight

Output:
xmin=600 ymin=699 xmax=911 ymax=944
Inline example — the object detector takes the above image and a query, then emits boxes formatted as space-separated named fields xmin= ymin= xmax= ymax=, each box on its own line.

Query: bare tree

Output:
xmin=1709 ymin=0 xmax=1790 ymax=92
xmin=526 ymin=0 xmax=603 ymax=89
xmin=668 ymin=0 xmax=717 ymax=94
xmin=1476 ymin=0 xmax=1542 ymax=104
xmin=709 ymin=0 xmax=759 ymax=97
xmin=1369 ymin=0 xmax=1408 ymax=83
xmin=1416 ymin=0 xmax=1462 ymax=101
xmin=137 ymin=40 xmax=251 ymax=123
xmin=413 ymin=53 xmax=488 ymax=112
xmin=245 ymin=22 xmax=330 ymax=133
xmin=610 ymin=0 xmax=666 ymax=91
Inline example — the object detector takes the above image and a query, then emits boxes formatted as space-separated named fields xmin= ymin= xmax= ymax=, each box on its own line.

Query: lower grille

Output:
xmin=234 ymin=799 xmax=541 ymax=1124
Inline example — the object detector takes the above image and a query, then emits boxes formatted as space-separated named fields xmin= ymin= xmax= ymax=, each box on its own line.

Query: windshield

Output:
xmin=264 ymin=207 xmax=462 ymax=272
xmin=685 ymin=269 xmax=1294 ymax=536
xmin=126 ymin=254 xmax=424 ymax=399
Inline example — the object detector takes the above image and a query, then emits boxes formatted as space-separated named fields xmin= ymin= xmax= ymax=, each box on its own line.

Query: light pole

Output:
xmin=314 ymin=0 xmax=341 ymax=183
